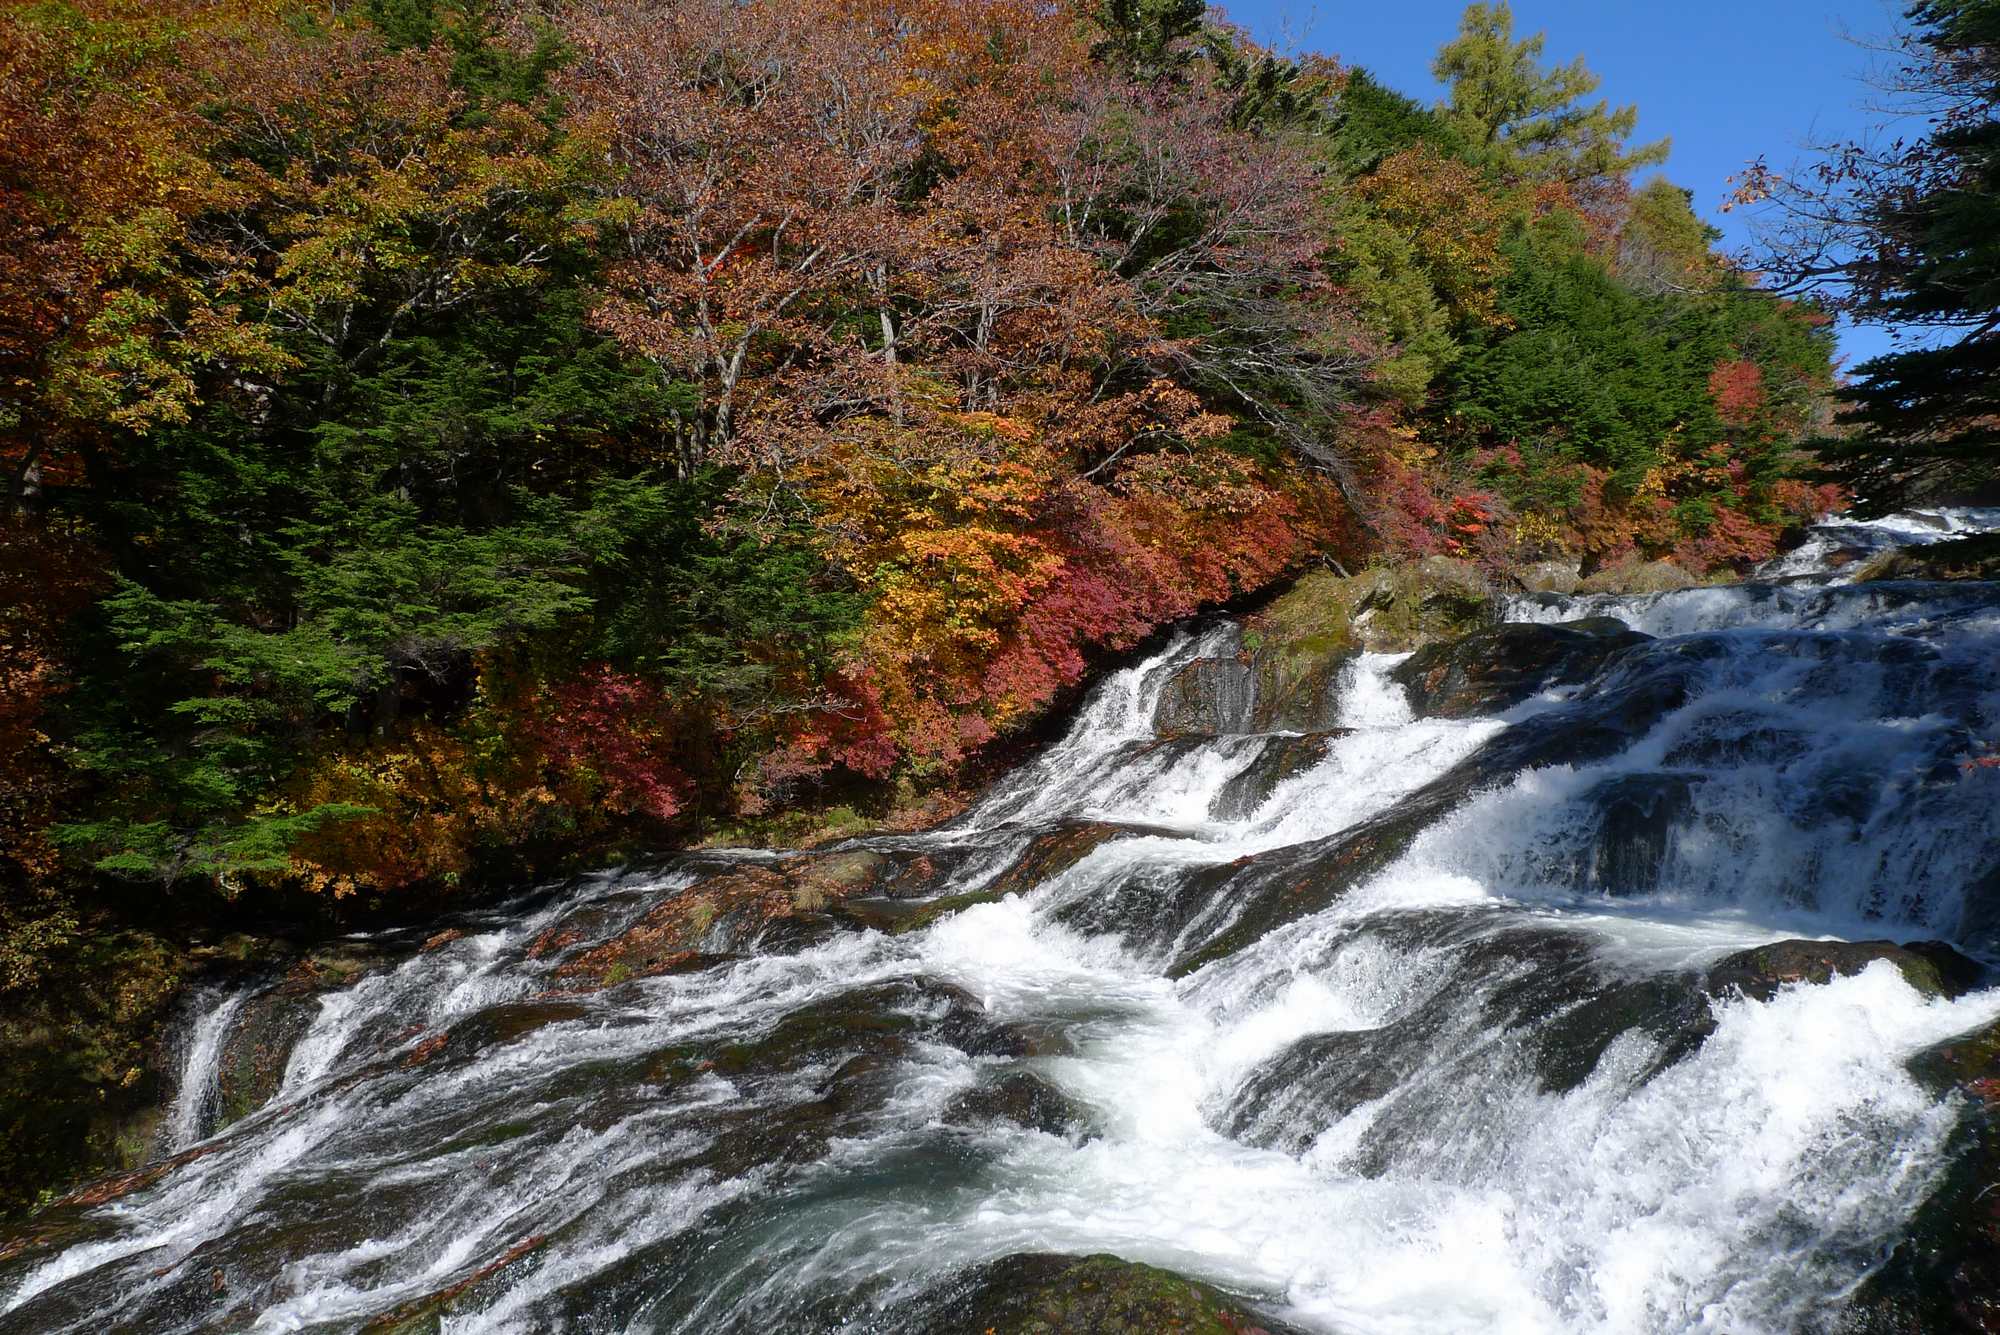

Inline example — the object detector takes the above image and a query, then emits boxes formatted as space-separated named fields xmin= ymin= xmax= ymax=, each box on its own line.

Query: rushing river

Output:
xmin=5 ymin=511 xmax=2000 ymax=1333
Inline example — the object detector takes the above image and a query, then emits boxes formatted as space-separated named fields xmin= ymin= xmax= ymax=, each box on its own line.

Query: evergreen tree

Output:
xmin=1432 ymin=2 xmax=1668 ymax=185
xmin=1091 ymin=0 xmax=1205 ymax=82
xmin=1823 ymin=0 xmax=2000 ymax=506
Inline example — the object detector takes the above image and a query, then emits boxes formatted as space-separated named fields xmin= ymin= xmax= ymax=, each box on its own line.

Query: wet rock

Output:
xmin=789 ymin=848 xmax=894 ymax=900
xmin=1661 ymin=709 xmax=1812 ymax=768
xmin=1223 ymin=916 xmax=1707 ymax=1160
xmin=1704 ymin=939 xmax=1986 ymax=1002
xmin=213 ymin=942 xmax=395 ymax=1130
xmin=1229 ymin=919 xmax=1988 ymax=1182
xmin=1572 ymin=772 xmax=1700 ymax=895
xmin=359 ymin=1234 xmax=547 ymax=1334
xmin=1154 ymin=657 xmax=1259 ymax=737
xmin=1529 ymin=972 xmax=1715 ymax=1095
xmin=1955 ymin=864 xmax=2000 ymax=960
xmin=1210 ymin=732 xmax=1349 ymax=822
xmin=1839 ymin=1018 xmax=2000 ymax=1332
xmin=1171 ymin=642 xmax=1710 ymax=976
xmin=942 ymin=1072 xmax=1094 ymax=1139
xmin=898 ymin=1252 xmax=1298 ymax=1335
xmin=658 ymin=978 xmax=1038 ymax=1180
xmin=213 ymin=988 xmax=317 ymax=1131
xmin=556 ymin=866 xmax=793 ymax=988
xmin=985 ymin=821 xmax=1160 ymax=899
xmin=441 ymin=1000 xmax=592 ymax=1053
xmin=837 ymin=822 xmax=1181 ymax=939
xmin=1390 ymin=620 xmax=1650 ymax=719
xmin=787 ymin=844 xmax=976 ymax=904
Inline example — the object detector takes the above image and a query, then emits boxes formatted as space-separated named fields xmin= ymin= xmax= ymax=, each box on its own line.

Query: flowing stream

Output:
xmin=4 ymin=513 xmax=2000 ymax=1333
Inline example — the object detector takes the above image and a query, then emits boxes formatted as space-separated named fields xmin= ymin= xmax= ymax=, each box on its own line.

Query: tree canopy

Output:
xmin=1740 ymin=0 xmax=2000 ymax=509
xmin=1432 ymin=2 xmax=1669 ymax=185
xmin=0 ymin=0 xmax=1833 ymax=933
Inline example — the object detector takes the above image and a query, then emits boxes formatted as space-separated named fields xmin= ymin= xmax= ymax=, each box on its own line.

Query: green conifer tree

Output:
xmin=1432 ymin=2 xmax=1668 ymax=185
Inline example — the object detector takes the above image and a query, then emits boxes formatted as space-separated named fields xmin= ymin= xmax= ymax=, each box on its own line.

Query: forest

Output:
xmin=0 ymin=0 xmax=1868 ymax=1206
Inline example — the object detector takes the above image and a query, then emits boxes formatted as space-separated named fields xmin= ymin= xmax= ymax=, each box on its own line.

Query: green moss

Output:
xmin=686 ymin=896 xmax=718 ymax=934
xmin=1254 ymin=558 xmax=1494 ymax=660
xmin=699 ymin=803 xmax=877 ymax=852
xmin=0 ymin=928 xmax=190 ymax=1219
xmin=919 ymin=1253 xmax=1295 ymax=1335
xmin=1854 ymin=533 xmax=2000 ymax=584
xmin=888 ymin=887 xmax=1015 ymax=935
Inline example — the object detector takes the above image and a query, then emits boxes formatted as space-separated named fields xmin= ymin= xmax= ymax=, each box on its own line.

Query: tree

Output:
xmin=1618 ymin=179 xmax=1722 ymax=296
xmin=1739 ymin=0 xmax=2000 ymax=508
xmin=1432 ymin=2 xmax=1668 ymax=186
xmin=563 ymin=0 xmax=926 ymax=466
xmin=1091 ymin=0 xmax=1205 ymax=83
xmin=1322 ymin=68 xmax=1468 ymax=176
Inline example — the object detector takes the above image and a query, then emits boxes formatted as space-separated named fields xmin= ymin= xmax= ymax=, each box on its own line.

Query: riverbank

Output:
xmin=5 ymin=508 xmax=1999 ymax=1332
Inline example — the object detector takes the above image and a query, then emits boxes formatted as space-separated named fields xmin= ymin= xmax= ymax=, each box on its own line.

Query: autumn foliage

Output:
xmin=0 ymin=0 xmax=1835 ymax=912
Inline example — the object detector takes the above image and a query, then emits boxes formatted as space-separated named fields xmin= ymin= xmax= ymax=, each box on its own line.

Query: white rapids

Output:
xmin=4 ymin=511 xmax=1999 ymax=1334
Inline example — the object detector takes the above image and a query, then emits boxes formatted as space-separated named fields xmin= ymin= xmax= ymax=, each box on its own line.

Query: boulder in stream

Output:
xmin=898 ymin=1252 xmax=1299 ymax=1335
xmin=942 ymin=1071 xmax=1094 ymax=1139
xmin=1572 ymin=771 xmax=1700 ymax=895
xmin=1390 ymin=619 xmax=1651 ymax=719
xmin=1703 ymin=938 xmax=1986 ymax=1003
xmin=1152 ymin=559 xmax=1501 ymax=740
xmin=1840 ymin=1018 xmax=2000 ymax=1333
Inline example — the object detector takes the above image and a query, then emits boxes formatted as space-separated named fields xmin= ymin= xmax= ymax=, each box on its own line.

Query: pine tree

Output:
xmin=1432 ymin=2 xmax=1668 ymax=185
xmin=1825 ymin=0 xmax=2000 ymax=506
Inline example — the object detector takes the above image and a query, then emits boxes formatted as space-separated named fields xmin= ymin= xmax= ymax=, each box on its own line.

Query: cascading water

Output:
xmin=4 ymin=514 xmax=1999 ymax=1334
xmin=161 ymin=987 xmax=248 ymax=1153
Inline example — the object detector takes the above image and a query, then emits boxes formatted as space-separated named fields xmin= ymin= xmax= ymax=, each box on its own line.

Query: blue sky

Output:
xmin=1220 ymin=0 xmax=1910 ymax=369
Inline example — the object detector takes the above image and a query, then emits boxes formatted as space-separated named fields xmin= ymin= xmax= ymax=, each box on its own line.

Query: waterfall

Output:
xmin=4 ymin=513 xmax=1998 ymax=1334
xmin=161 ymin=989 xmax=247 ymax=1153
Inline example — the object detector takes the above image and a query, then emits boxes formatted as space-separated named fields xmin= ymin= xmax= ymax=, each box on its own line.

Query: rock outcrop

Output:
xmin=1389 ymin=618 xmax=1649 ymax=719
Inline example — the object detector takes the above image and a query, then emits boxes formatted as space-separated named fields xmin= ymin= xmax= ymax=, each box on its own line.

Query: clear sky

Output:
xmin=1219 ymin=0 xmax=1910 ymax=370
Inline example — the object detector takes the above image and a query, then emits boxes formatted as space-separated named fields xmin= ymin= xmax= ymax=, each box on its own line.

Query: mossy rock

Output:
xmin=1577 ymin=558 xmax=1699 ymax=594
xmin=837 ymin=886 xmax=1018 ymax=936
xmin=556 ymin=866 xmax=792 ymax=989
xmin=1703 ymin=939 xmax=1985 ymax=1004
xmin=1254 ymin=558 xmax=1495 ymax=661
xmin=985 ymin=822 xmax=1160 ymax=899
xmin=213 ymin=987 xmax=315 ymax=1130
xmin=1853 ymin=533 xmax=2000 ymax=584
xmin=1165 ymin=558 xmax=1496 ymax=740
xmin=212 ymin=942 xmax=395 ymax=1130
xmin=904 ymin=1253 xmax=1297 ymax=1334
xmin=1511 ymin=559 xmax=1582 ymax=593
